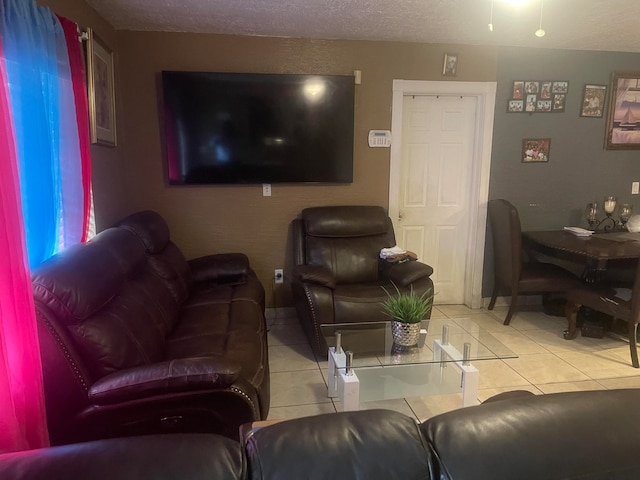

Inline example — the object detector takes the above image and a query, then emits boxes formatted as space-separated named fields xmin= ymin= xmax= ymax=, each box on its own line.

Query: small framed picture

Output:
xmin=537 ymin=99 xmax=552 ymax=112
xmin=508 ymin=99 xmax=524 ymax=112
xmin=525 ymin=94 xmax=537 ymax=112
xmin=522 ymin=138 xmax=551 ymax=163
xmin=512 ymin=81 xmax=524 ymax=99
xmin=540 ymin=81 xmax=552 ymax=99
xmin=552 ymin=81 xmax=569 ymax=94
xmin=525 ymin=81 xmax=539 ymax=94
xmin=553 ymin=94 xmax=566 ymax=112
xmin=442 ymin=53 xmax=458 ymax=76
xmin=580 ymin=84 xmax=606 ymax=118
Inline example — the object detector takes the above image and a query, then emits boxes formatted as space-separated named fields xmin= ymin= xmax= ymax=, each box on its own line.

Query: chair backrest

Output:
xmin=487 ymin=199 xmax=523 ymax=285
xmin=293 ymin=206 xmax=396 ymax=284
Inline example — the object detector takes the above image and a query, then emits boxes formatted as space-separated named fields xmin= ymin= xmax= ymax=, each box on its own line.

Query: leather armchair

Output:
xmin=291 ymin=206 xmax=434 ymax=356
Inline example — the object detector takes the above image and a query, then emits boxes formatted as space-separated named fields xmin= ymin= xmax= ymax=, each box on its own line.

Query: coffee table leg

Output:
xmin=434 ymin=339 xmax=479 ymax=407
xmin=339 ymin=356 xmax=360 ymax=411
xmin=327 ymin=346 xmax=344 ymax=397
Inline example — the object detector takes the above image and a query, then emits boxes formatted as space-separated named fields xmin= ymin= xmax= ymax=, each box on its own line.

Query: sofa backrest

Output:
xmin=421 ymin=389 xmax=640 ymax=480
xmin=32 ymin=227 xmax=180 ymax=378
xmin=299 ymin=206 xmax=396 ymax=284
xmin=116 ymin=210 xmax=192 ymax=304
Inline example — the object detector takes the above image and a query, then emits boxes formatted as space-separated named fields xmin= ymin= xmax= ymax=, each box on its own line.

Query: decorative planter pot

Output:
xmin=391 ymin=320 xmax=421 ymax=346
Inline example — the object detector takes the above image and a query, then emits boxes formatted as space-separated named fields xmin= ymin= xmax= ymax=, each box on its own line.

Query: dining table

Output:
xmin=523 ymin=230 xmax=640 ymax=283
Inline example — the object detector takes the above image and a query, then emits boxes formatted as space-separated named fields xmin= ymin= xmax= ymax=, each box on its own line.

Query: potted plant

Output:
xmin=381 ymin=284 xmax=433 ymax=346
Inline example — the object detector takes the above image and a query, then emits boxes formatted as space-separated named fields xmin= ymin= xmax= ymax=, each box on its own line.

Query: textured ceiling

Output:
xmin=85 ymin=0 xmax=640 ymax=53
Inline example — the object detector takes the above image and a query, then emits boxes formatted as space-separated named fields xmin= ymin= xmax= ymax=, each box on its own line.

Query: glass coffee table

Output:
xmin=320 ymin=317 xmax=517 ymax=411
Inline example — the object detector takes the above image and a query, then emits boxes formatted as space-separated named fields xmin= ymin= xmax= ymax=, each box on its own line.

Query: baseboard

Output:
xmin=480 ymin=295 xmax=543 ymax=309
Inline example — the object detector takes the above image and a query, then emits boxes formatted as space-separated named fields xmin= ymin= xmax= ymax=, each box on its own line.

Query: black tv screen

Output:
xmin=161 ymin=71 xmax=355 ymax=185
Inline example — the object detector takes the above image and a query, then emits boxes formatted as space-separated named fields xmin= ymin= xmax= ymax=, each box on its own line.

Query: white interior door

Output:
xmin=389 ymin=80 xmax=496 ymax=309
xmin=397 ymin=95 xmax=477 ymax=305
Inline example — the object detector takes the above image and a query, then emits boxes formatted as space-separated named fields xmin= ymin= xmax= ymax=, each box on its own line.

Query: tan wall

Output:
xmin=117 ymin=31 xmax=498 ymax=306
xmin=39 ymin=0 xmax=129 ymax=229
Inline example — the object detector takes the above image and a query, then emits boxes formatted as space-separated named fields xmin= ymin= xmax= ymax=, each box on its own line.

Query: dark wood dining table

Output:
xmin=523 ymin=230 xmax=640 ymax=339
xmin=523 ymin=230 xmax=640 ymax=283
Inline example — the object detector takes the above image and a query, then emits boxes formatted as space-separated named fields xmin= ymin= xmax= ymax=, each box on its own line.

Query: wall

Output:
xmin=39 ymin=0 xmax=129 ymax=230
xmin=116 ymin=31 xmax=498 ymax=305
xmin=483 ymin=47 xmax=640 ymax=295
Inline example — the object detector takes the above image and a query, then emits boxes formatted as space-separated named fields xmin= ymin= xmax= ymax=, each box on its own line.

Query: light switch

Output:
xmin=633 ymin=182 xmax=639 ymax=195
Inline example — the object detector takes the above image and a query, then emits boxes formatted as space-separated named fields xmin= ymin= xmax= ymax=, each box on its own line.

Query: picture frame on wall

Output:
xmin=512 ymin=81 xmax=524 ymax=99
xmin=605 ymin=71 xmax=640 ymax=150
xmin=540 ymin=81 xmax=552 ymax=99
xmin=87 ymin=28 xmax=117 ymax=147
xmin=522 ymin=138 xmax=551 ymax=163
xmin=508 ymin=99 xmax=524 ymax=112
xmin=580 ymin=84 xmax=607 ymax=118
xmin=552 ymin=94 xmax=566 ymax=112
xmin=442 ymin=53 xmax=458 ymax=77
xmin=552 ymin=81 xmax=569 ymax=94
xmin=525 ymin=94 xmax=537 ymax=112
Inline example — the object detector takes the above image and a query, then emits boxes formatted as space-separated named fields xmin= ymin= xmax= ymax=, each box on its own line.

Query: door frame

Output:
xmin=388 ymin=80 xmax=496 ymax=308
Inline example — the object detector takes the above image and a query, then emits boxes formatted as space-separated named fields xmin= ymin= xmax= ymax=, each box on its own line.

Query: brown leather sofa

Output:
xmin=3 ymin=389 xmax=640 ymax=479
xmin=31 ymin=210 xmax=269 ymax=445
xmin=291 ymin=206 xmax=434 ymax=356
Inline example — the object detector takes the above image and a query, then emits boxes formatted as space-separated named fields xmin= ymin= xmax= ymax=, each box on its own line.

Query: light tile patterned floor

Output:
xmin=265 ymin=305 xmax=640 ymax=423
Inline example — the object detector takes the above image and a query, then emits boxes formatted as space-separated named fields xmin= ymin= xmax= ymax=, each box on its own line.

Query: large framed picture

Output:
xmin=522 ymin=138 xmax=551 ymax=163
xmin=605 ymin=71 xmax=640 ymax=150
xmin=87 ymin=28 xmax=117 ymax=146
xmin=580 ymin=84 xmax=607 ymax=118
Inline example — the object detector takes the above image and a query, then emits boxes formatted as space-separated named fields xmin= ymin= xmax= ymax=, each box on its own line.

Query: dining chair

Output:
xmin=487 ymin=199 xmax=581 ymax=325
xmin=565 ymin=259 xmax=640 ymax=368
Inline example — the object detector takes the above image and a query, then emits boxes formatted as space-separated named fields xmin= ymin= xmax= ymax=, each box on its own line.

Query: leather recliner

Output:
xmin=291 ymin=205 xmax=434 ymax=356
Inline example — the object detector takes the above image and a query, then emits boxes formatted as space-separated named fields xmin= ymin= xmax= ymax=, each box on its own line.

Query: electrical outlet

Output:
xmin=263 ymin=184 xmax=272 ymax=197
xmin=274 ymin=269 xmax=284 ymax=284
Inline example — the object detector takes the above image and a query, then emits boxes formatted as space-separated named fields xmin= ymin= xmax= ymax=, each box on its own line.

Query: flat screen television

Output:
xmin=161 ymin=71 xmax=355 ymax=185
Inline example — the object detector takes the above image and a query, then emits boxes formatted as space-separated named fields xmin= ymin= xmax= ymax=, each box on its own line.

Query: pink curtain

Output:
xmin=59 ymin=16 xmax=92 ymax=242
xmin=0 ymin=37 xmax=49 ymax=453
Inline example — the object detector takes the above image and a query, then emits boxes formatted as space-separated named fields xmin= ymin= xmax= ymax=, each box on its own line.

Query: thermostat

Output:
xmin=368 ymin=130 xmax=392 ymax=148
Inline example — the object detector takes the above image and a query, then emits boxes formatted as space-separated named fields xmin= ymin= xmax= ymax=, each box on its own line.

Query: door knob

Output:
xmin=398 ymin=211 xmax=404 ymax=220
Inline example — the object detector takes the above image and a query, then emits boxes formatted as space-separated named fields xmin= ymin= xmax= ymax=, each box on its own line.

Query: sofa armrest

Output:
xmin=188 ymin=253 xmax=249 ymax=284
xmin=293 ymin=265 xmax=336 ymax=289
xmin=89 ymin=357 xmax=241 ymax=406
xmin=384 ymin=261 xmax=434 ymax=287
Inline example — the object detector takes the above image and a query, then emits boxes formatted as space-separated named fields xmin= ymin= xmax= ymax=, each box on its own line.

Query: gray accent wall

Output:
xmin=483 ymin=47 xmax=640 ymax=296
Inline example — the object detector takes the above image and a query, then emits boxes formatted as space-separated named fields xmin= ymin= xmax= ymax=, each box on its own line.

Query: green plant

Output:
xmin=381 ymin=284 xmax=433 ymax=324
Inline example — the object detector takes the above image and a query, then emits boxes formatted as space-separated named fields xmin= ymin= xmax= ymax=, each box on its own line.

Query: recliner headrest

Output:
xmin=302 ymin=206 xmax=389 ymax=237
xmin=31 ymin=228 xmax=146 ymax=324
xmin=116 ymin=210 xmax=170 ymax=254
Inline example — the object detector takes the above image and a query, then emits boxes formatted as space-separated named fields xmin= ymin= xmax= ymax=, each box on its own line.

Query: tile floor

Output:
xmin=265 ymin=304 xmax=640 ymax=423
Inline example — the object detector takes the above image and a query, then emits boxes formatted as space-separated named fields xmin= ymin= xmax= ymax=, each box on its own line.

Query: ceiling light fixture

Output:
xmin=535 ymin=0 xmax=545 ymax=37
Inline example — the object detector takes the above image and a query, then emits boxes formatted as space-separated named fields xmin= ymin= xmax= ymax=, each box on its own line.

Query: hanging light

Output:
xmin=535 ymin=0 xmax=545 ymax=37
xmin=488 ymin=0 xmax=494 ymax=31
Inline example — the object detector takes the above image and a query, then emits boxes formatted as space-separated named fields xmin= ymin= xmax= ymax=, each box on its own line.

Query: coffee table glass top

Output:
xmin=320 ymin=317 xmax=517 ymax=368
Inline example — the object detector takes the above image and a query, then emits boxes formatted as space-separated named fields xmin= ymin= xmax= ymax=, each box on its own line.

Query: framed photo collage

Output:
xmin=508 ymin=81 xmax=568 ymax=113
